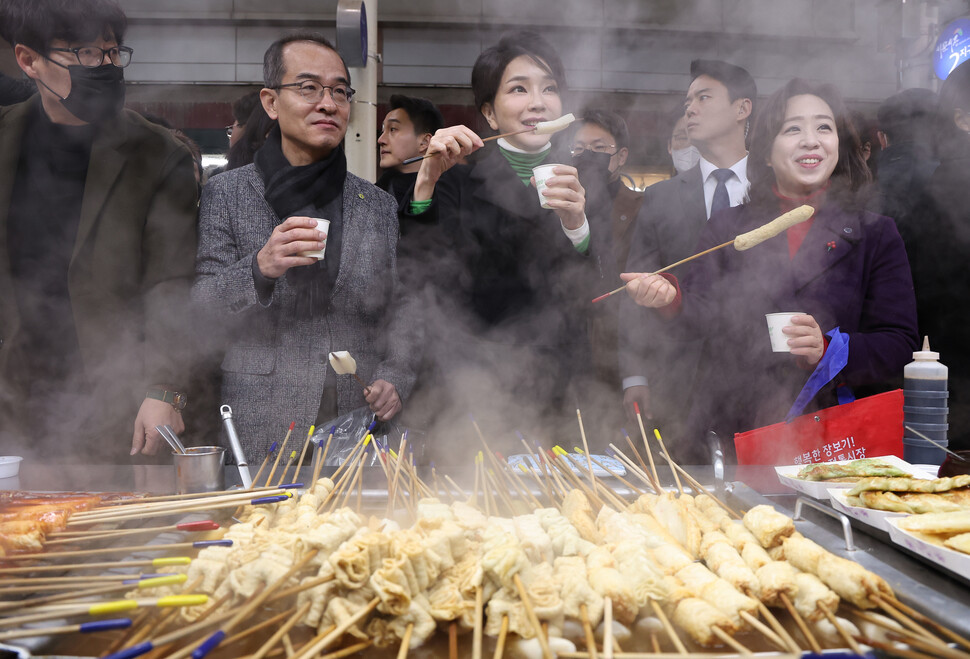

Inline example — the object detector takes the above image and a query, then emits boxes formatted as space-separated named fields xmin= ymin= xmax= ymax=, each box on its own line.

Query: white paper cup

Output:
xmin=532 ymin=164 xmax=561 ymax=209
xmin=298 ymin=218 xmax=330 ymax=260
xmin=766 ymin=312 xmax=803 ymax=352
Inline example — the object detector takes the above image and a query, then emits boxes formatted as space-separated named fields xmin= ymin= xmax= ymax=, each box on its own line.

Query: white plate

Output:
xmin=774 ymin=455 xmax=935 ymax=500
xmin=0 ymin=456 xmax=22 ymax=479
xmin=828 ymin=488 xmax=910 ymax=532
xmin=886 ymin=516 xmax=970 ymax=578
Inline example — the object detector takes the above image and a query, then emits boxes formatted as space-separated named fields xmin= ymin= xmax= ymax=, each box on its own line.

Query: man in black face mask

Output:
xmin=0 ymin=0 xmax=199 ymax=460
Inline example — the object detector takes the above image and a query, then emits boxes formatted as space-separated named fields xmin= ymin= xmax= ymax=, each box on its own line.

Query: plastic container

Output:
xmin=0 ymin=456 xmax=23 ymax=479
xmin=904 ymin=422 xmax=949 ymax=442
xmin=903 ymin=437 xmax=949 ymax=466
xmin=903 ymin=336 xmax=948 ymax=440
xmin=902 ymin=405 xmax=948 ymax=425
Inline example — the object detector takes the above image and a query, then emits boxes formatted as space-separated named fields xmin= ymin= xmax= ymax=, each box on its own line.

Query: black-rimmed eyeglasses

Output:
xmin=49 ymin=45 xmax=133 ymax=68
xmin=273 ymin=81 xmax=355 ymax=106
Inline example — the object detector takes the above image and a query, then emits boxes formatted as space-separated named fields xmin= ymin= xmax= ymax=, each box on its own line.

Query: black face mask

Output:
xmin=571 ymin=149 xmax=613 ymax=178
xmin=41 ymin=62 xmax=125 ymax=123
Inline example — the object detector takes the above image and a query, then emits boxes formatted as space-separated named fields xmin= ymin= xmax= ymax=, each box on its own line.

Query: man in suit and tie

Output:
xmin=0 ymin=0 xmax=198 ymax=460
xmin=194 ymin=33 xmax=418 ymax=457
xmin=618 ymin=59 xmax=756 ymax=460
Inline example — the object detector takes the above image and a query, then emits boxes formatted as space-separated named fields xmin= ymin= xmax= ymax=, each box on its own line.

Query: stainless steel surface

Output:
xmin=794 ymin=496 xmax=857 ymax=551
xmin=172 ymin=446 xmax=227 ymax=494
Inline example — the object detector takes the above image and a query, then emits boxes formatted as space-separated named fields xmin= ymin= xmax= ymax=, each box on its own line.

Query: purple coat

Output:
xmin=675 ymin=200 xmax=919 ymax=446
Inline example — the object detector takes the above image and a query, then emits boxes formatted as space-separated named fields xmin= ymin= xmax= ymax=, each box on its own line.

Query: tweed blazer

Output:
xmin=0 ymin=98 xmax=198 ymax=450
xmin=193 ymin=164 xmax=419 ymax=456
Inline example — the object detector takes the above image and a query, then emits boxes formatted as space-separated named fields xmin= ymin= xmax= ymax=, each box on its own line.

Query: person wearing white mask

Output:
xmin=668 ymin=112 xmax=700 ymax=174
xmin=617 ymin=59 xmax=756 ymax=456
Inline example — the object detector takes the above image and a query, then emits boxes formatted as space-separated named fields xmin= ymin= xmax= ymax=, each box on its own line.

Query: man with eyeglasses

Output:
xmin=194 ymin=33 xmax=418 ymax=458
xmin=0 ymin=0 xmax=198 ymax=460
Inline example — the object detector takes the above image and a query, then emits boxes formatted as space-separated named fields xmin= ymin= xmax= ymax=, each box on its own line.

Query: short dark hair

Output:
xmin=262 ymin=32 xmax=349 ymax=90
xmin=940 ymin=59 xmax=970 ymax=119
xmin=388 ymin=94 xmax=444 ymax=136
xmin=578 ymin=108 xmax=630 ymax=150
xmin=747 ymin=78 xmax=871 ymax=205
xmin=471 ymin=30 xmax=567 ymax=112
xmin=0 ymin=0 xmax=127 ymax=53
xmin=690 ymin=59 xmax=757 ymax=111
xmin=877 ymin=88 xmax=937 ymax=144
xmin=667 ymin=105 xmax=687 ymax=135
xmin=232 ymin=90 xmax=261 ymax=126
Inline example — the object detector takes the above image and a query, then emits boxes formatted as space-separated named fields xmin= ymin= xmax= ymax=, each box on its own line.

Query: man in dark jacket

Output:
xmin=376 ymin=94 xmax=443 ymax=207
xmin=0 ymin=0 xmax=198 ymax=459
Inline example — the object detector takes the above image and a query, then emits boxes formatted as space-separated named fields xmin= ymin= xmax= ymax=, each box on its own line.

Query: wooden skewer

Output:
xmin=877 ymin=595 xmax=970 ymax=651
xmin=887 ymin=631 xmax=970 ymax=659
xmin=668 ymin=459 xmax=743 ymax=519
xmin=396 ymin=622 xmax=415 ymax=659
xmin=72 ymin=488 xmax=287 ymax=523
xmin=492 ymin=614 xmax=509 ymax=659
xmin=485 ymin=467 xmax=519 ymax=516
xmin=739 ymin=610 xmax=788 ymax=652
xmin=292 ymin=597 xmax=379 ymax=659
xmin=513 ymin=573 xmax=553 ymax=659
xmin=620 ymin=429 xmax=651 ymax=482
xmin=473 ymin=585 xmax=483 ymax=659
xmin=818 ymin=600 xmax=862 ymax=654
xmin=648 ymin=598 xmax=687 ymax=655
xmin=246 ymin=438 xmax=280 ymax=490
xmin=282 ymin=633 xmax=296 ymax=656
xmin=388 ymin=436 xmax=408 ymax=515
xmin=607 ymin=443 xmax=655 ymax=492
xmin=576 ymin=409 xmax=598 ymax=497
xmin=311 ymin=426 xmax=336 ymax=486
xmin=587 ymin=453 xmax=644 ymax=496
xmin=290 ymin=425 xmax=316 ymax=484
xmin=0 ymin=618 xmax=132 ymax=642
xmin=780 ymin=592 xmax=822 ymax=653
xmin=0 ymin=575 xmax=183 ymax=612
xmin=276 ymin=449 xmax=298 ymax=487
xmin=265 ymin=423 xmax=296 ymax=487
xmin=579 ymin=603 xmax=598 ymax=659
xmin=754 ymin=599 xmax=801 ymax=654
xmin=651 ymin=428 xmax=683 ymax=494
xmin=650 ymin=633 xmax=660 ymax=653
xmin=45 ymin=520 xmax=220 ymax=546
xmin=603 ymin=597 xmax=614 ymax=659
xmin=219 ymin=607 xmax=295 ymax=651
xmin=856 ymin=635 xmax=945 ymax=659
xmin=632 ymin=403 xmax=662 ymax=492
xmin=92 ymin=485 xmax=281 ymax=509
xmin=1 ymin=539 xmax=229 ymax=562
xmin=711 ymin=625 xmax=751 ymax=655
xmin=873 ymin=594 xmax=943 ymax=644
xmin=0 ymin=556 xmax=192 ymax=575
xmin=248 ymin=602 xmax=311 ymax=659
xmin=319 ymin=640 xmax=372 ymax=659
xmin=591 ymin=238 xmax=735 ymax=303
xmin=401 ymin=125 xmax=536 ymax=165
xmin=568 ymin=450 xmax=628 ymax=510
xmin=449 ymin=621 xmax=458 ymax=659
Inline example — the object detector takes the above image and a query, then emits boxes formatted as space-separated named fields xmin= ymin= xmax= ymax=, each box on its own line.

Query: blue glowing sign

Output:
xmin=935 ymin=18 xmax=970 ymax=81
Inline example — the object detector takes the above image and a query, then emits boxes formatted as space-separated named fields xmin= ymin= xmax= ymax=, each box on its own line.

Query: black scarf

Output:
xmin=254 ymin=126 xmax=346 ymax=317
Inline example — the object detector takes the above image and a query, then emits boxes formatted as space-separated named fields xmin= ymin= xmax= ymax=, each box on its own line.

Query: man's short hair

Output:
xmin=690 ymin=59 xmax=757 ymax=109
xmin=262 ymin=32 xmax=349 ymax=90
xmin=232 ymin=90 xmax=261 ymax=126
xmin=877 ymin=88 xmax=937 ymax=144
xmin=388 ymin=94 xmax=444 ymax=137
xmin=579 ymin=108 xmax=630 ymax=150
xmin=0 ymin=0 xmax=127 ymax=53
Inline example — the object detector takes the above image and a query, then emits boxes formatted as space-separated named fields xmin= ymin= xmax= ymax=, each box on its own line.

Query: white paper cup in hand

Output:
xmin=766 ymin=312 xmax=803 ymax=352
xmin=299 ymin=218 xmax=330 ymax=260
xmin=532 ymin=164 xmax=561 ymax=209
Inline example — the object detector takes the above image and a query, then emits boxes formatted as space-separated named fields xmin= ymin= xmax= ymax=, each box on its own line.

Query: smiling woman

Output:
xmin=622 ymin=78 xmax=919 ymax=454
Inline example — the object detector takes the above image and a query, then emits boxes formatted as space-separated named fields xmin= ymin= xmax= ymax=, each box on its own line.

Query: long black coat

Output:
xmin=400 ymin=144 xmax=611 ymax=433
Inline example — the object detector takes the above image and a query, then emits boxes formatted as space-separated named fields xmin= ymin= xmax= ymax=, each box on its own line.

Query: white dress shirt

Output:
xmin=699 ymin=154 xmax=750 ymax=219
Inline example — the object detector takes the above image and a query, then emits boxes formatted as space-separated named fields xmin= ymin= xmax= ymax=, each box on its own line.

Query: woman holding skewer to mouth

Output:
xmin=621 ymin=79 xmax=918 ymax=457
xmin=400 ymin=31 xmax=610 ymax=447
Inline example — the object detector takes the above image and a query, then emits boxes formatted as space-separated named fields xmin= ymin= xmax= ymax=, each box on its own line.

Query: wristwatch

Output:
xmin=146 ymin=389 xmax=188 ymax=412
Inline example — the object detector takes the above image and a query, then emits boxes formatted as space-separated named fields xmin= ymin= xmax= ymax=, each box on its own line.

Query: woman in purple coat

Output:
xmin=622 ymin=79 xmax=919 ymax=457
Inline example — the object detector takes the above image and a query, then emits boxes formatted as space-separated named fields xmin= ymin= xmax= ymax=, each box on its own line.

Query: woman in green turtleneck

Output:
xmin=400 ymin=30 xmax=608 ymax=445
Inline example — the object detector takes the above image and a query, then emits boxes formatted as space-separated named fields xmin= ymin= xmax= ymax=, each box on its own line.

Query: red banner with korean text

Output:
xmin=734 ymin=389 xmax=904 ymax=466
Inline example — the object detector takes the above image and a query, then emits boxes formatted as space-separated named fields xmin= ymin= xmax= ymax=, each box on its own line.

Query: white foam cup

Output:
xmin=766 ymin=312 xmax=804 ymax=352
xmin=532 ymin=164 xmax=561 ymax=209
xmin=299 ymin=218 xmax=330 ymax=260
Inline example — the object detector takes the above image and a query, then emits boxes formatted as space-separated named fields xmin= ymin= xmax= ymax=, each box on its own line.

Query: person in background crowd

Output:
xmin=228 ymin=90 xmax=259 ymax=149
xmin=225 ymin=101 xmax=275 ymax=172
xmin=851 ymin=110 xmax=881 ymax=178
xmin=193 ymin=33 xmax=418 ymax=458
xmin=667 ymin=108 xmax=699 ymax=175
xmin=618 ymin=59 xmax=756 ymax=454
xmin=399 ymin=30 xmax=610 ymax=449
xmin=571 ymin=109 xmax=643 ymax=414
xmin=909 ymin=60 xmax=970 ymax=449
xmin=0 ymin=0 xmax=198 ymax=459
xmin=865 ymin=88 xmax=938 ymax=230
xmin=171 ymin=128 xmax=203 ymax=186
xmin=376 ymin=94 xmax=443 ymax=207
xmin=623 ymin=78 xmax=918 ymax=461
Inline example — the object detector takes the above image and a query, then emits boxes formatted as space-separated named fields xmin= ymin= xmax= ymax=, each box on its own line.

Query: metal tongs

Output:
xmin=221 ymin=405 xmax=253 ymax=488
xmin=155 ymin=424 xmax=186 ymax=454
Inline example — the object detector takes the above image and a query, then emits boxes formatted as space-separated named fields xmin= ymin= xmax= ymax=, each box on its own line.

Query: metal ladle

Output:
xmin=156 ymin=424 xmax=187 ymax=454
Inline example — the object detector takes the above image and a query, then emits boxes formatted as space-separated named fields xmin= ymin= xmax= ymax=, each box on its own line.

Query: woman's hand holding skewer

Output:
xmin=414 ymin=125 xmax=484 ymax=200
xmin=783 ymin=314 xmax=825 ymax=366
xmin=532 ymin=165 xmax=586 ymax=230
xmin=366 ymin=379 xmax=401 ymax=421
xmin=619 ymin=273 xmax=677 ymax=308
